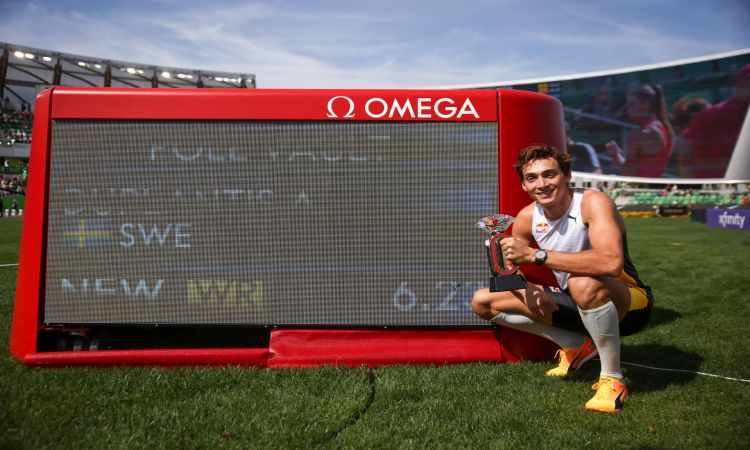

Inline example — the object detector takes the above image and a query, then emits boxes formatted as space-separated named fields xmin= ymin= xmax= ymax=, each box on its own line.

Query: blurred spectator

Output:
xmin=605 ymin=84 xmax=675 ymax=177
xmin=673 ymin=98 xmax=712 ymax=131
xmin=565 ymin=121 xmax=603 ymax=174
xmin=672 ymin=98 xmax=711 ymax=177
xmin=592 ymin=84 xmax=615 ymax=118
xmin=678 ymin=64 xmax=750 ymax=178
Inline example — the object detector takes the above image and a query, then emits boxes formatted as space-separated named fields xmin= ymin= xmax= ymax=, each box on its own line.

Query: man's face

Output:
xmin=520 ymin=157 xmax=570 ymax=206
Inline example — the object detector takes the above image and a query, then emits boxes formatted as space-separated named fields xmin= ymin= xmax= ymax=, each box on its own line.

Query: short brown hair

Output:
xmin=514 ymin=145 xmax=571 ymax=181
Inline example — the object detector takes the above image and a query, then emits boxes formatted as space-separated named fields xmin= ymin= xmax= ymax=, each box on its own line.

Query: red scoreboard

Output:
xmin=10 ymin=88 xmax=564 ymax=367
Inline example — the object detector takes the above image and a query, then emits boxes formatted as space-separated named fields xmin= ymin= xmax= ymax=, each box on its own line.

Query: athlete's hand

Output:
xmin=500 ymin=237 xmax=532 ymax=266
xmin=524 ymin=291 xmax=559 ymax=319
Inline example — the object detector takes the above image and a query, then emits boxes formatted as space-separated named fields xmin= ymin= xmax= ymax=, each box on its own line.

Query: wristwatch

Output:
xmin=534 ymin=249 xmax=548 ymax=266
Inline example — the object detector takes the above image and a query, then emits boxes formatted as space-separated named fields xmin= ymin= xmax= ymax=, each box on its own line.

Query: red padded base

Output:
xmin=497 ymin=326 xmax=559 ymax=363
xmin=20 ymin=327 xmax=557 ymax=368
xmin=268 ymin=327 xmax=557 ymax=368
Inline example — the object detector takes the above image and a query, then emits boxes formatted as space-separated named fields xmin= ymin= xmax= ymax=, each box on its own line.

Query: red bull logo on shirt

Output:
xmin=535 ymin=221 xmax=550 ymax=235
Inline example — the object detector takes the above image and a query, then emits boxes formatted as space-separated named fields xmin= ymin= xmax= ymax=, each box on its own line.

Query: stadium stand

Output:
xmin=2 ymin=98 xmax=32 ymax=145
xmin=1 ymin=95 xmax=31 ymax=215
xmin=0 ymin=41 xmax=256 ymax=116
xmin=1 ymin=42 xmax=747 ymax=223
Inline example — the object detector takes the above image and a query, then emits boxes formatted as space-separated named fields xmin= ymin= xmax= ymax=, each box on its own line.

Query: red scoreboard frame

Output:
xmin=10 ymin=87 xmax=564 ymax=367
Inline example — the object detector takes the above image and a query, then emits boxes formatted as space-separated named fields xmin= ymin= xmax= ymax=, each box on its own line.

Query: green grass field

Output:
xmin=1 ymin=217 xmax=749 ymax=449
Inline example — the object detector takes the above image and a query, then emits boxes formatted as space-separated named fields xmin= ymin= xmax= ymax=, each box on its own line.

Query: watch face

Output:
xmin=535 ymin=250 xmax=545 ymax=259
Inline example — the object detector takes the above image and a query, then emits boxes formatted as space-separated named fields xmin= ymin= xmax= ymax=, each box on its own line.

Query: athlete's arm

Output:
xmin=540 ymin=191 xmax=624 ymax=277
xmin=510 ymin=203 xmax=534 ymax=244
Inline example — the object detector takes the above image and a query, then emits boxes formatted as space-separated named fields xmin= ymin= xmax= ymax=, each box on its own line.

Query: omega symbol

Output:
xmin=326 ymin=96 xmax=356 ymax=118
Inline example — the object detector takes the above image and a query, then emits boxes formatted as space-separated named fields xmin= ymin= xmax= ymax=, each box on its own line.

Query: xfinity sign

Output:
xmin=706 ymin=209 xmax=750 ymax=231
xmin=326 ymin=96 xmax=480 ymax=120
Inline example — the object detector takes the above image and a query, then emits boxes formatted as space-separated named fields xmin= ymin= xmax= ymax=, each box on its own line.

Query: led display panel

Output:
xmin=43 ymin=120 xmax=497 ymax=326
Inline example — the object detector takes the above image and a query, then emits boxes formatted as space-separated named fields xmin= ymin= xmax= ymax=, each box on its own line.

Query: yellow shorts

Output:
xmin=546 ymin=283 xmax=653 ymax=337
xmin=628 ymin=285 xmax=650 ymax=311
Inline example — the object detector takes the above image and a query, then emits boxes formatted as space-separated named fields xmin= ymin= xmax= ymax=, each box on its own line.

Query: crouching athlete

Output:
xmin=471 ymin=145 xmax=653 ymax=413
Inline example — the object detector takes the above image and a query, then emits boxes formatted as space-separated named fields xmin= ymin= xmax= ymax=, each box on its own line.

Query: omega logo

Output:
xmin=326 ymin=96 xmax=479 ymax=120
xmin=326 ymin=96 xmax=356 ymax=118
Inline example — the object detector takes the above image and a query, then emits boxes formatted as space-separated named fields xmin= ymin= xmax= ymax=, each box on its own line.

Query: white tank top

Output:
xmin=531 ymin=189 xmax=590 ymax=289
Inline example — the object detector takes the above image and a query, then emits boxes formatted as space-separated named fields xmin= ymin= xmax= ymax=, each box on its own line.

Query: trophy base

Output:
xmin=489 ymin=274 xmax=527 ymax=292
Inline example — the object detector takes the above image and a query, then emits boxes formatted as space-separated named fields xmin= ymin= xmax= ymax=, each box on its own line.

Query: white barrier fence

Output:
xmin=570 ymin=171 xmax=750 ymax=194
xmin=2 ymin=209 xmax=22 ymax=217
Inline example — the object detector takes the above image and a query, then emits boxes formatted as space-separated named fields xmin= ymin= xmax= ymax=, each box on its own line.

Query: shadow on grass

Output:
xmin=647 ymin=306 xmax=681 ymax=328
xmin=622 ymin=344 xmax=702 ymax=392
xmin=574 ymin=344 xmax=702 ymax=393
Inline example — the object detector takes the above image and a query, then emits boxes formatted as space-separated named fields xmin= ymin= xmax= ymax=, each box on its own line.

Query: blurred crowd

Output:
xmin=0 ymin=174 xmax=24 ymax=193
xmin=564 ymin=61 xmax=750 ymax=179
xmin=2 ymin=97 xmax=32 ymax=145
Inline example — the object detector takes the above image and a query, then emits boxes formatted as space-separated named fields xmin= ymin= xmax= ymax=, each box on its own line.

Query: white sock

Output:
xmin=578 ymin=301 xmax=623 ymax=379
xmin=491 ymin=312 xmax=586 ymax=349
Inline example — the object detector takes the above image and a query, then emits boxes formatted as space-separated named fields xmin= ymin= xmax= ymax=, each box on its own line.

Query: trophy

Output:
xmin=476 ymin=214 xmax=527 ymax=292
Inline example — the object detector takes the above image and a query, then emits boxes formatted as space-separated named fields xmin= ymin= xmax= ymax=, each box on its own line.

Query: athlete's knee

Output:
xmin=567 ymin=276 xmax=609 ymax=310
xmin=471 ymin=288 xmax=494 ymax=319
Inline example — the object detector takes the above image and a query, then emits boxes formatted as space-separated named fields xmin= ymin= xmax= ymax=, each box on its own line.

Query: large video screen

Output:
xmin=43 ymin=120 xmax=497 ymax=326
xmin=507 ymin=52 xmax=750 ymax=178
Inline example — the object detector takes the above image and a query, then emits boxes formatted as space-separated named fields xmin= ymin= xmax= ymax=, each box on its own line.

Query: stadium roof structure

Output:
xmin=0 ymin=41 xmax=256 ymax=105
xmin=435 ymin=47 xmax=750 ymax=90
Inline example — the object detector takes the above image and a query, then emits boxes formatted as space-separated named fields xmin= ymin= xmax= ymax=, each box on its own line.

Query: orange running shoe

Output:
xmin=585 ymin=376 xmax=629 ymax=413
xmin=545 ymin=336 xmax=598 ymax=377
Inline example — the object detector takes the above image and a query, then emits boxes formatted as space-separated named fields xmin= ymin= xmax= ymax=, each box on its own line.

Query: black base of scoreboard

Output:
xmin=36 ymin=326 xmax=272 ymax=352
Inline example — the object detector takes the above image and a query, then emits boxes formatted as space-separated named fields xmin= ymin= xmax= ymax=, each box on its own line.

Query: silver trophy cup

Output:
xmin=477 ymin=214 xmax=527 ymax=292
